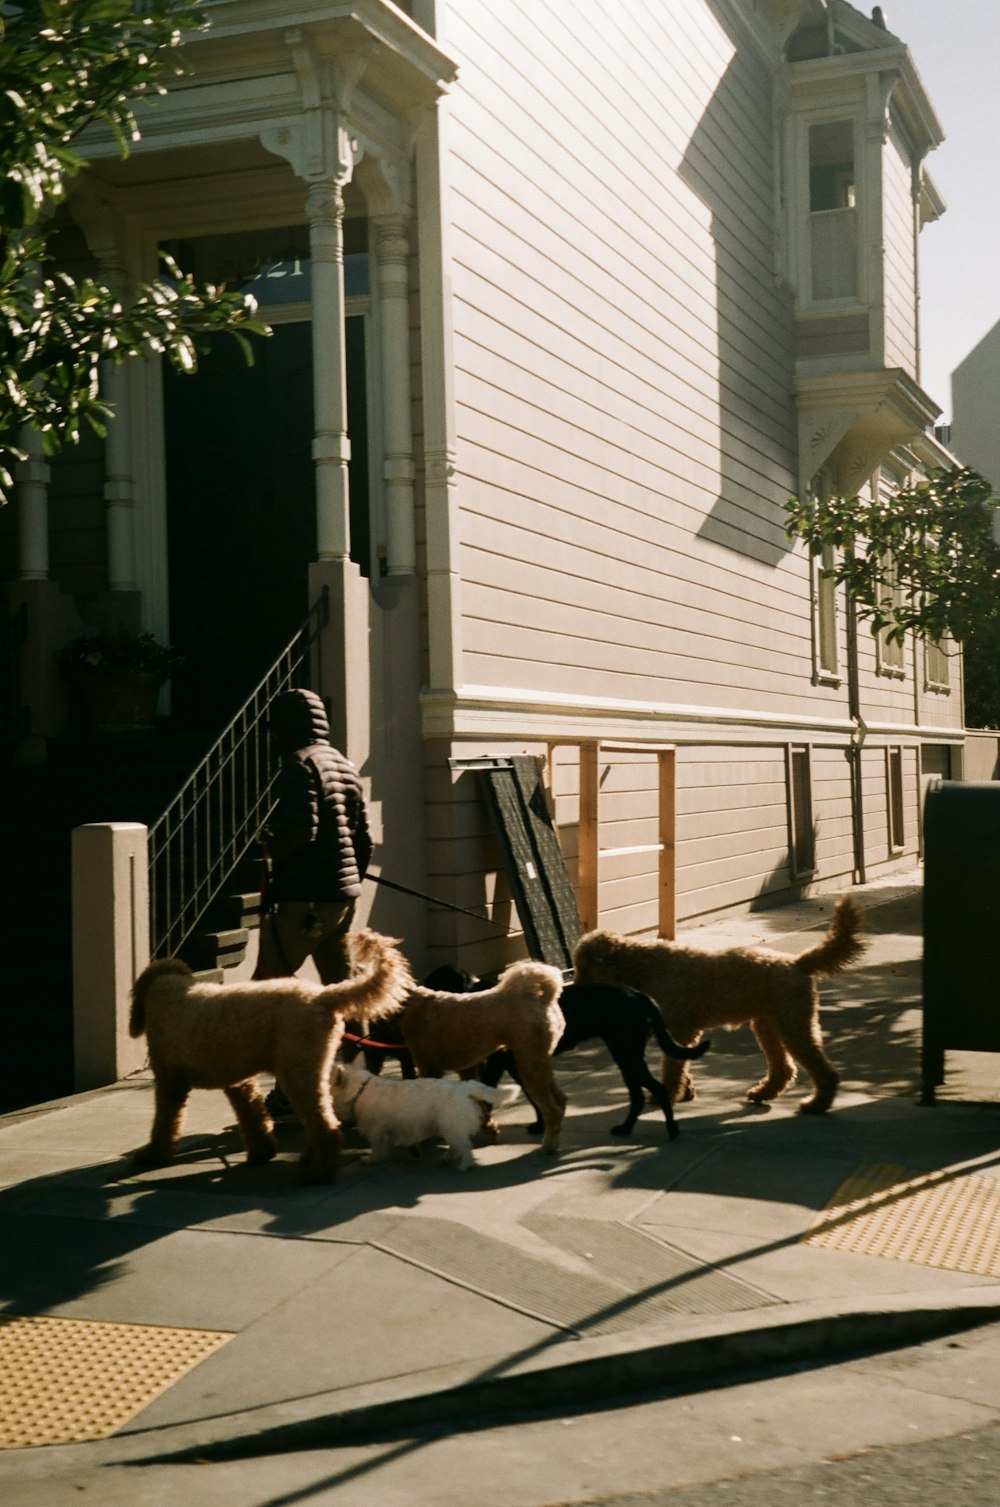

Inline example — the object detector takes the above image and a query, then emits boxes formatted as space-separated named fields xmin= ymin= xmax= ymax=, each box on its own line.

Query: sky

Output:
xmin=882 ymin=1 xmax=998 ymax=420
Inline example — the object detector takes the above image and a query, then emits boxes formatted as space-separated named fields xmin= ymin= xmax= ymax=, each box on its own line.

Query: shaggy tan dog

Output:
xmin=572 ymin=897 xmax=866 ymax=1114
xmin=399 ymin=960 xmax=568 ymax=1152
xmin=129 ymin=928 xmax=413 ymax=1182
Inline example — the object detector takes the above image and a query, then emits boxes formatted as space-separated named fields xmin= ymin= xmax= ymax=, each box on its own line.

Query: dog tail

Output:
xmin=129 ymin=957 xmax=193 ymax=1038
xmin=793 ymin=896 xmax=866 ymax=978
xmin=462 ymin=1080 xmax=520 ymax=1110
xmin=641 ymin=994 xmax=711 ymax=1061
xmin=318 ymin=929 xmax=415 ymax=1022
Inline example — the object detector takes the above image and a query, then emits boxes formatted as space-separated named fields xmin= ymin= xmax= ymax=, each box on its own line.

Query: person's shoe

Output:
xmin=265 ymin=1086 xmax=297 ymax=1121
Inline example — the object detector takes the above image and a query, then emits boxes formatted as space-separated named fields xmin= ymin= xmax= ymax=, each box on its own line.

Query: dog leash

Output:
xmin=342 ymin=1029 xmax=404 ymax=1051
xmin=367 ymin=870 xmax=520 ymax=940
xmin=338 ymin=1073 xmax=374 ymax=1119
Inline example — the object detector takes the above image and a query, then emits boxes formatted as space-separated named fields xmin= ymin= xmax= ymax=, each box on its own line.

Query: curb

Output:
xmin=90 ymin=1288 xmax=1000 ymax=1466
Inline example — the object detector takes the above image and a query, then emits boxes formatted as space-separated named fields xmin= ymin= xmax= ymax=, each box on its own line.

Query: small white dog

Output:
xmin=332 ymin=1063 xmax=519 ymax=1170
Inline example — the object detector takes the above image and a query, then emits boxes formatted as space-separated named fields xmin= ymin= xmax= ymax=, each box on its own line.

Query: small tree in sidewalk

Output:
xmin=785 ymin=467 xmax=1000 ymax=729
xmin=0 ymin=0 xmax=268 ymax=504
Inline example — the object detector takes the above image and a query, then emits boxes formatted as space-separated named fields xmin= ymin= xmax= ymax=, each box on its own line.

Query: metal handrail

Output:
xmin=148 ymin=588 xmax=330 ymax=959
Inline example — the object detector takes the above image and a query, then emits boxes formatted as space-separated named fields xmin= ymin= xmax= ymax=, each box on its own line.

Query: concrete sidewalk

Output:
xmin=3 ymin=865 xmax=1000 ymax=1474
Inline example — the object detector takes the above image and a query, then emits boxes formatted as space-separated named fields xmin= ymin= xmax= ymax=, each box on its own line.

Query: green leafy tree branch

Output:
xmin=0 ymin=0 xmax=269 ymax=500
xmin=785 ymin=468 xmax=1000 ymax=727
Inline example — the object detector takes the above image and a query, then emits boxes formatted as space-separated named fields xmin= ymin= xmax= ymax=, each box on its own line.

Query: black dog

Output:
xmin=341 ymin=1013 xmax=415 ymax=1078
xmin=481 ymin=981 xmax=711 ymax=1140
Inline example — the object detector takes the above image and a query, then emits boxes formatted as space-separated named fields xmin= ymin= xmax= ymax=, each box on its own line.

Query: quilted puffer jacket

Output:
xmin=264 ymin=688 xmax=372 ymax=902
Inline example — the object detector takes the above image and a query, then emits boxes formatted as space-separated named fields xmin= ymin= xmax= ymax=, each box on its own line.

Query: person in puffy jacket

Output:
xmin=254 ymin=687 xmax=372 ymax=986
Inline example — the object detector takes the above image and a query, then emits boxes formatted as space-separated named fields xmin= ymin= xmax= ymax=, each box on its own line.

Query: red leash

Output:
xmin=342 ymin=1030 xmax=406 ymax=1051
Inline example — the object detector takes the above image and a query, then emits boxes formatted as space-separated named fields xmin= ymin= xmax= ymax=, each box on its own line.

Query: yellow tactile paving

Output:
xmin=0 ymin=1314 xmax=232 ymax=1449
xmin=805 ymin=1161 xmax=1000 ymax=1276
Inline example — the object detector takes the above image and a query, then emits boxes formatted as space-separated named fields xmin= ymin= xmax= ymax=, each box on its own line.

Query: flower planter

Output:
xmin=73 ymin=666 xmax=165 ymax=733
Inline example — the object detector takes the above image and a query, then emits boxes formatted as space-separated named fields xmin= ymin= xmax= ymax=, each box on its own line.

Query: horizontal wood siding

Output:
xmin=859 ymin=740 xmax=921 ymax=872
xmin=811 ymin=743 xmax=856 ymax=882
xmin=422 ymin=738 xmax=546 ymax=977
xmin=881 ymin=126 xmax=917 ymax=375
xmin=675 ymin=746 xmax=792 ymax=920
xmin=444 ymin=1 xmax=822 ymax=714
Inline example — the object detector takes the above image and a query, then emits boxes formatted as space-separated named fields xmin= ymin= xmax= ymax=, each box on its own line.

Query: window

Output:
xmin=809 ymin=120 xmax=858 ymax=301
xmin=876 ymin=554 xmax=905 ymax=677
xmin=925 ymin=637 xmax=951 ymax=691
xmin=887 ymin=746 xmax=905 ymax=851
xmin=815 ymin=541 xmax=839 ymax=680
xmin=787 ymin=745 xmax=816 ymax=879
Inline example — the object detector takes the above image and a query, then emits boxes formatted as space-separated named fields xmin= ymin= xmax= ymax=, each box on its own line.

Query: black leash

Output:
xmin=367 ymin=870 xmax=518 ymax=939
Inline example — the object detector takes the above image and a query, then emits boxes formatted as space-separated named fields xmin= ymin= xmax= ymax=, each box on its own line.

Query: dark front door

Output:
xmin=163 ymin=320 xmax=316 ymax=733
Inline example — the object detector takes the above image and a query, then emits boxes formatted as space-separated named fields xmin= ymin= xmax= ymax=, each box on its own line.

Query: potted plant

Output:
xmin=58 ymin=630 xmax=182 ymax=732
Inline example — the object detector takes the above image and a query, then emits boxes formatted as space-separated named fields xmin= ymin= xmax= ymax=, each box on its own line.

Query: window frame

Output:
xmin=886 ymin=745 xmax=906 ymax=853
xmin=813 ymin=540 xmax=841 ymax=684
xmin=801 ymin=112 xmax=865 ymax=309
xmin=924 ymin=636 xmax=951 ymax=693
xmin=786 ymin=743 xmax=817 ymax=880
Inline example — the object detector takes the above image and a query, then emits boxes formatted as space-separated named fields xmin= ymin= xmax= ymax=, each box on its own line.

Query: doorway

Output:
xmin=163 ymin=320 xmax=316 ymax=733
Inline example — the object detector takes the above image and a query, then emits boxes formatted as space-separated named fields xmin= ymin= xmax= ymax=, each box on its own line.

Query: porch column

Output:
xmin=102 ymin=356 xmax=137 ymax=591
xmin=15 ymin=427 xmax=49 ymax=581
xmin=375 ymin=215 xmax=416 ymax=574
xmin=306 ymin=180 xmax=352 ymax=560
xmin=76 ymin=209 xmax=139 ymax=591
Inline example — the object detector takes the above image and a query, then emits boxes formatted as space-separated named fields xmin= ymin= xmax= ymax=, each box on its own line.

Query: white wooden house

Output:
xmin=1 ymin=0 xmax=963 ymax=1064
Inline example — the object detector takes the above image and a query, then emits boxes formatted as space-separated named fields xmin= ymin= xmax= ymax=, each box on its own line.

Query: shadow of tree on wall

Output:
xmin=679 ymin=3 xmax=798 ymax=569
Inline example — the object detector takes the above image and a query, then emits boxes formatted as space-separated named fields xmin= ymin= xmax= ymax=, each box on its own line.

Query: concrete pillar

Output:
xmin=307 ymin=180 xmax=352 ymax=560
xmin=308 ymin=557 xmax=369 ymax=768
xmin=72 ymin=822 xmax=150 ymax=1090
xmin=375 ymin=215 xmax=416 ymax=574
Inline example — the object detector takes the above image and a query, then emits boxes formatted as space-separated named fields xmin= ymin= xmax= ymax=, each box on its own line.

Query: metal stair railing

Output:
xmin=148 ymin=587 xmax=329 ymax=959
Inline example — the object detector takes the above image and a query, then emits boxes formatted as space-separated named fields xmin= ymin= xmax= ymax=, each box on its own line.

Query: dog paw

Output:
xmin=246 ymin=1142 xmax=279 ymax=1165
xmin=132 ymin=1144 xmax=172 ymax=1167
xmin=610 ymin=1122 xmax=632 ymax=1137
xmin=667 ymin=1122 xmax=680 ymax=1141
xmin=797 ymin=1099 xmax=831 ymax=1115
xmin=524 ymin=1122 xmax=544 ymax=1137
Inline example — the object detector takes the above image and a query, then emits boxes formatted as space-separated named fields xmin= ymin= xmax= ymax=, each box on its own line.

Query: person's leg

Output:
xmin=253 ymin=903 xmax=314 ymax=980
xmin=310 ymin=900 xmax=357 ymax=985
xmin=253 ymin=903 xmax=318 ymax=1118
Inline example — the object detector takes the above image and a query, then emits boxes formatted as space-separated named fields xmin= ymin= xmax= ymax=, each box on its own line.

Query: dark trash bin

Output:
xmin=922 ymin=779 xmax=1000 ymax=1104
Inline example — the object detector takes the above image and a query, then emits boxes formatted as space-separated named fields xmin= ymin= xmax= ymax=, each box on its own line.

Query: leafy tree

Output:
xmin=0 ymin=0 xmax=268 ymax=501
xmin=785 ymin=468 xmax=1000 ymax=728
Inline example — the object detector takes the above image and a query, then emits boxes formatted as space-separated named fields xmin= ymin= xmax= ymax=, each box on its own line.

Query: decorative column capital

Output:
xmin=306 ymin=180 xmax=346 ymax=232
xmin=68 ymin=182 xmax=128 ymax=288
xmin=374 ymin=216 xmax=411 ymax=268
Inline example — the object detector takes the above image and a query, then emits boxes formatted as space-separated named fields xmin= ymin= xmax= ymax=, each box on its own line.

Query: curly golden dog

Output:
xmin=573 ymin=897 xmax=866 ymax=1114
xmin=398 ymin=960 xmax=568 ymax=1152
xmin=129 ymin=928 xmax=412 ymax=1182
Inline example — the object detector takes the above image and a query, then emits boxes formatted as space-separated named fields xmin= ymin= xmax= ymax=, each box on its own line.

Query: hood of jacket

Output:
xmin=268 ymin=688 xmax=331 ymax=754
